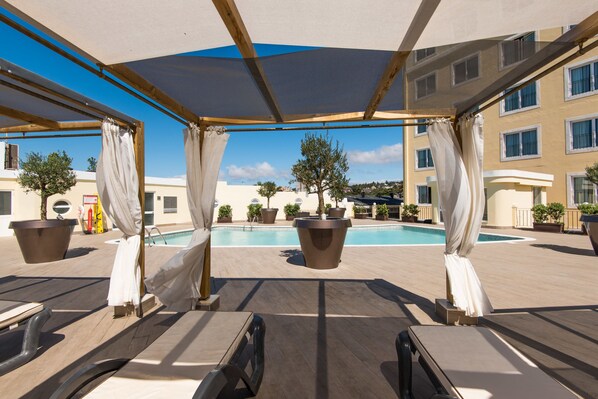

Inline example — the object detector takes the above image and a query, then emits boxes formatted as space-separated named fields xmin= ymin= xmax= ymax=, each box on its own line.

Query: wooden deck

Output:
xmin=0 ymin=220 xmax=596 ymax=398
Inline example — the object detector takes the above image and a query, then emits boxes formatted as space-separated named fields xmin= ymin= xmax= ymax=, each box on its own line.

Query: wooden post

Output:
xmin=133 ymin=122 xmax=146 ymax=301
xmin=198 ymin=124 xmax=211 ymax=300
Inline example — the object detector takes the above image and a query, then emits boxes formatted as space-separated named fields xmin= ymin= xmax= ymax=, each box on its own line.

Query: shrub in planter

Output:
xmin=217 ymin=204 xmax=233 ymax=223
xmin=577 ymin=203 xmax=598 ymax=215
xmin=247 ymin=203 xmax=262 ymax=222
xmin=376 ymin=204 xmax=389 ymax=221
xmin=580 ymin=163 xmax=598 ymax=253
xmin=401 ymin=204 xmax=419 ymax=222
xmin=353 ymin=205 xmax=368 ymax=219
xmin=532 ymin=203 xmax=563 ymax=233
xmin=284 ymin=203 xmax=300 ymax=220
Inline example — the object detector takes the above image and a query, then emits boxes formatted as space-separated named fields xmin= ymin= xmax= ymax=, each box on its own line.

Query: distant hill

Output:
xmin=348 ymin=180 xmax=403 ymax=198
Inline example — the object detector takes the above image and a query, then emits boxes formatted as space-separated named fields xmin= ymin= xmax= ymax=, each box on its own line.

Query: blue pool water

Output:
xmin=150 ymin=225 xmax=524 ymax=247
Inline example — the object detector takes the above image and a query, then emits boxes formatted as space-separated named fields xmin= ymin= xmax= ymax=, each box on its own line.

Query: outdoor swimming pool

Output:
xmin=146 ymin=225 xmax=527 ymax=247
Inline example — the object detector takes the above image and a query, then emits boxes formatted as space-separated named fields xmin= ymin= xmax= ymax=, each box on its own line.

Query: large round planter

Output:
xmin=9 ymin=219 xmax=77 ymax=263
xmin=580 ymin=215 xmax=598 ymax=255
xmin=261 ymin=208 xmax=278 ymax=224
xmin=533 ymin=222 xmax=563 ymax=233
xmin=328 ymin=208 xmax=346 ymax=218
xmin=293 ymin=217 xmax=352 ymax=269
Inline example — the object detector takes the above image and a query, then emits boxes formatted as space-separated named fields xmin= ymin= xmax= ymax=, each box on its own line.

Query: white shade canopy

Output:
xmin=2 ymin=0 xmax=594 ymax=64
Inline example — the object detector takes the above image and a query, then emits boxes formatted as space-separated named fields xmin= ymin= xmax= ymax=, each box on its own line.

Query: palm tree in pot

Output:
xmin=257 ymin=181 xmax=278 ymax=224
xmin=290 ymin=133 xmax=351 ymax=269
xmin=580 ymin=162 xmax=598 ymax=254
xmin=10 ymin=151 xmax=78 ymax=263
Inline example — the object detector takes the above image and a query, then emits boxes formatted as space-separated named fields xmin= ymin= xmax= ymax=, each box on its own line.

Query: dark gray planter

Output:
xmin=376 ymin=214 xmax=388 ymax=221
xmin=217 ymin=217 xmax=232 ymax=223
xmin=297 ymin=211 xmax=310 ymax=218
xmin=328 ymin=208 xmax=346 ymax=218
xmin=402 ymin=216 xmax=418 ymax=223
xmin=261 ymin=208 xmax=278 ymax=224
xmin=293 ymin=217 xmax=351 ymax=269
xmin=533 ymin=222 xmax=563 ymax=233
xmin=580 ymin=215 xmax=598 ymax=255
xmin=285 ymin=215 xmax=295 ymax=221
xmin=10 ymin=219 xmax=77 ymax=263
xmin=355 ymin=213 xmax=368 ymax=219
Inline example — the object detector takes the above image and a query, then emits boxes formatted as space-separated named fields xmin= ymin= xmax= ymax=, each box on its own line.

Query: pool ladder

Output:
xmin=243 ymin=216 xmax=258 ymax=232
xmin=145 ymin=226 xmax=168 ymax=246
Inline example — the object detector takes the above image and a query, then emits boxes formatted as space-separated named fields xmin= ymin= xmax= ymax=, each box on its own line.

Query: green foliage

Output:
xmin=531 ymin=204 xmax=548 ymax=223
xmin=352 ymin=205 xmax=366 ymax=214
xmin=401 ymin=204 xmax=419 ymax=218
xmin=257 ymin=181 xmax=278 ymax=208
xmin=18 ymin=151 xmax=77 ymax=220
xmin=376 ymin=204 xmax=389 ymax=216
xmin=348 ymin=180 xmax=403 ymax=197
xmin=577 ymin=203 xmax=598 ymax=215
xmin=218 ymin=204 xmax=232 ymax=218
xmin=86 ymin=156 xmax=97 ymax=172
xmin=247 ymin=203 xmax=262 ymax=218
xmin=328 ymin=175 xmax=349 ymax=207
xmin=284 ymin=203 xmax=300 ymax=216
xmin=586 ymin=162 xmax=598 ymax=185
xmin=325 ymin=203 xmax=332 ymax=212
xmin=546 ymin=202 xmax=565 ymax=223
xmin=291 ymin=133 xmax=349 ymax=216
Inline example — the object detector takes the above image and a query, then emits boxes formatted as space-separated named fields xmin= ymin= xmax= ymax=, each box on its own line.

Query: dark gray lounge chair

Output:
xmin=397 ymin=325 xmax=578 ymax=399
xmin=0 ymin=300 xmax=52 ymax=375
xmin=51 ymin=311 xmax=265 ymax=399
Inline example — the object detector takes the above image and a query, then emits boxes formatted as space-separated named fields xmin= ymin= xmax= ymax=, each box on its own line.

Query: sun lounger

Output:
xmin=51 ymin=311 xmax=265 ymax=399
xmin=397 ymin=325 xmax=578 ymax=399
xmin=0 ymin=300 xmax=52 ymax=375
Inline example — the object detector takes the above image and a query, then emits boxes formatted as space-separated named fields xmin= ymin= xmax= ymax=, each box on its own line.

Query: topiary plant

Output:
xmin=218 ymin=204 xmax=232 ymax=219
xmin=257 ymin=181 xmax=278 ymax=209
xmin=531 ymin=204 xmax=548 ymax=223
xmin=18 ymin=151 xmax=77 ymax=220
xmin=546 ymin=202 xmax=565 ymax=223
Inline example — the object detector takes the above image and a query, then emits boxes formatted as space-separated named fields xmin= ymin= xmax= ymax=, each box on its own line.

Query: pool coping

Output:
xmin=106 ymin=224 xmax=535 ymax=248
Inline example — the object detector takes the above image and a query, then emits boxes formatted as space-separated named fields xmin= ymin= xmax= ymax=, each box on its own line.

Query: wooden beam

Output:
xmin=0 ymin=121 xmax=103 ymax=133
xmin=455 ymin=10 xmax=598 ymax=117
xmin=363 ymin=0 xmax=441 ymax=120
xmin=213 ymin=0 xmax=284 ymax=122
xmin=0 ymin=105 xmax=60 ymax=129
xmin=132 ymin=121 xmax=146 ymax=317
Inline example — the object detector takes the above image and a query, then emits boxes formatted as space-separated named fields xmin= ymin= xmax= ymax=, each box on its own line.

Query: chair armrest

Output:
xmin=50 ymin=358 xmax=129 ymax=399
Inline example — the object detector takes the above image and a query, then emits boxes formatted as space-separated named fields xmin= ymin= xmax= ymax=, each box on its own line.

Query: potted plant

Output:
xmin=376 ymin=204 xmax=389 ymax=221
xmin=291 ymin=133 xmax=351 ymax=269
xmin=284 ymin=203 xmax=300 ymax=221
xmin=247 ymin=203 xmax=262 ymax=222
xmin=532 ymin=203 xmax=564 ymax=233
xmin=580 ymin=162 xmax=598 ymax=254
xmin=217 ymin=204 xmax=233 ymax=223
xmin=353 ymin=205 xmax=368 ymax=219
xmin=257 ymin=181 xmax=278 ymax=224
xmin=401 ymin=204 xmax=419 ymax=223
xmin=10 ymin=151 xmax=78 ymax=263
xmin=328 ymin=177 xmax=349 ymax=218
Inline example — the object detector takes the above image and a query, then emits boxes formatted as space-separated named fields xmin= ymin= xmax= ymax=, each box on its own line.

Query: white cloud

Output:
xmin=226 ymin=162 xmax=279 ymax=179
xmin=347 ymin=143 xmax=403 ymax=164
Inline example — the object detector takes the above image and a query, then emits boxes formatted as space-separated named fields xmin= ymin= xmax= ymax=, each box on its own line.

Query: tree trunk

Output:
xmin=40 ymin=194 xmax=48 ymax=220
xmin=317 ymin=190 xmax=325 ymax=216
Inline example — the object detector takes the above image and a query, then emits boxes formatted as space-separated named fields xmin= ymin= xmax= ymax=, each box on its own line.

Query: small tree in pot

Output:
xmin=257 ymin=181 xmax=278 ymax=224
xmin=290 ymin=132 xmax=351 ymax=269
xmin=580 ymin=162 xmax=598 ymax=254
xmin=11 ymin=151 xmax=78 ymax=263
xmin=328 ymin=177 xmax=349 ymax=218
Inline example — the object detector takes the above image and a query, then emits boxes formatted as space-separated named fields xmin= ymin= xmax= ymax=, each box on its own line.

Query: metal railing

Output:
xmin=145 ymin=226 xmax=167 ymax=246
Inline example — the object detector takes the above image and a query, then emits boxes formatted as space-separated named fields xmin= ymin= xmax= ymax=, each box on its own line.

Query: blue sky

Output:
xmin=0 ymin=9 xmax=403 ymax=185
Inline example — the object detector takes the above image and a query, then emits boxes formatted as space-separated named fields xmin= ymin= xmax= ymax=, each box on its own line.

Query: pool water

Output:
xmin=149 ymin=225 xmax=525 ymax=247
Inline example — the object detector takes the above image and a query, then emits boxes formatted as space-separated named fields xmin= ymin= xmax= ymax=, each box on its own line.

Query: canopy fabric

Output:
xmin=96 ymin=120 xmax=143 ymax=307
xmin=428 ymin=117 xmax=493 ymax=317
xmin=146 ymin=126 xmax=229 ymax=311
xmin=2 ymin=0 xmax=593 ymax=64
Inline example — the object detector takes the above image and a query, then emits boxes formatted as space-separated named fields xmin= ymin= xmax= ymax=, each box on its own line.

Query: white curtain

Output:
xmin=96 ymin=120 xmax=142 ymax=307
xmin=146 ymin=125 xmax=228 ymax=311
xmin=428 ymin=116 xmax=493 ymax=317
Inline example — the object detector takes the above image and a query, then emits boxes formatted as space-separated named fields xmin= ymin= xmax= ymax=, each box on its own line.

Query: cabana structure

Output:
xmin=2 ymin=1 xmax=596 ymax=321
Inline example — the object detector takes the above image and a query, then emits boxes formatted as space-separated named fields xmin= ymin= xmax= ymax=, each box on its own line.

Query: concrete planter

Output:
xmin=580 ymin=215 xmax=598 ymax=255
xmin=355 ymin=213 xmax=368 ymax=219
xmin=533 ymin=222 xmax=563 ymax=233
xmin=293 ymin=217 xmax=351 ymax=269
xmin=328 ymin=208 xmax=346 ymax=218
xmin=10 ymin=219 xmax=77 ymax=263
xmin=217 ymin=217 xmax=232 ymax=223
xmin=402 ymin=216 xmax=418 ymax=223
xmin=261 ymin=208 xmax=278 ymax=224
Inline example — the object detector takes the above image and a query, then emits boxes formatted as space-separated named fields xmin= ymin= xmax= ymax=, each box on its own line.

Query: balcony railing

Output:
xmin=512 ymin=207 xmax=583 ymax=231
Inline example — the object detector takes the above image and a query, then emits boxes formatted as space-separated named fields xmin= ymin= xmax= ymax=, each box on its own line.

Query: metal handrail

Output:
xmin=145 ymin=226 xmax=168 ymax=246
xmin=243 ymin=216 xmax=258 ymax=231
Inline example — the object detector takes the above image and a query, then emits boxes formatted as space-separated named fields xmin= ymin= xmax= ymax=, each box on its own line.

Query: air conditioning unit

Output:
xmin=3 ymin=143 xmax=18 ymax=170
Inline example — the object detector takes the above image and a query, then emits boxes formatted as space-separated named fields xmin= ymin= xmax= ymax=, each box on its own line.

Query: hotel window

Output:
xmin=415 ymin=73 xmax=436 ymax=100
xmin=416 ymin=185 xmax=432 ymax=204
xmin=416 ymin=148 xmax=434 ymax=169
xmin=501 ymin=82 xmax=538 ymax=114
xmin=416 ymin=119 xmax=428 ymax=135
xmin=501 ymin=128 xmax=539 ymax=160
xmin=452 ymin=54 xmax=479 ymax=86
xmin=566 ymin=58 xmax=598 ymax=98
xmin=567 ymin=116 xmax=598 ymax=152
xmin=570 ymin=175 xmax=596 ymax=205
xmin=415 ymin=47 xmax=435 ymax=62
xmin=501 ymin=32 xmax=535 ymax=68
xmin=164 ymin=196 xmax=177 ymax=214
xmin=0 ymin=191 xmax=11 ymax=216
